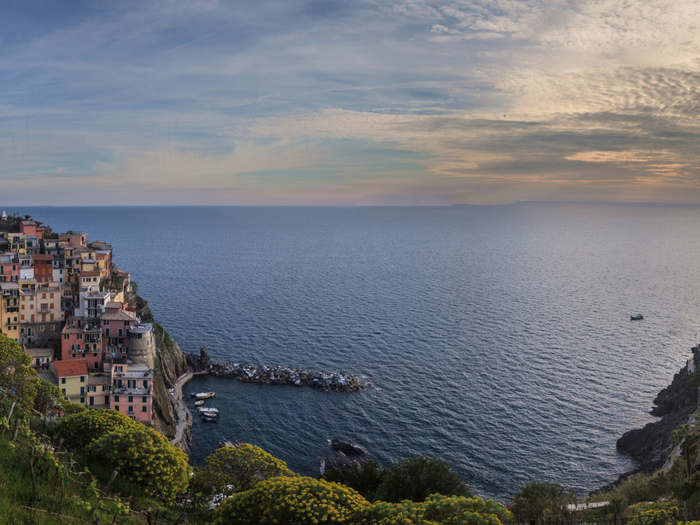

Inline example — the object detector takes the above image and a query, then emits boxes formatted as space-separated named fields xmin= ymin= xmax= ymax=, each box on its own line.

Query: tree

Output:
xmin=511 ymin=482 xmax=575 ymax=525
xmin=0 ymin=333 xmax=37 ymax=408
xmin=56 ymin=408 xmax=139 ymax=451
xmin=373 ymin=455 xmax=471 ymax=503
xmin=32 ymin=377 xmax=84 ymax=415
xmin=323 ymin=460 xmax=386 ymax=501
xmin=90 ymin=425 xmax=191 ymax=499
xmin=191 ymin=443 xmax=294 ymax=501
xmin=214 ymin=476 xmax=368 ymax=525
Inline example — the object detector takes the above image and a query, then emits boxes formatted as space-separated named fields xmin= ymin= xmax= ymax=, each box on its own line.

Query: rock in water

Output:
xmin=331 ymin=439 xmax=367 ymax=456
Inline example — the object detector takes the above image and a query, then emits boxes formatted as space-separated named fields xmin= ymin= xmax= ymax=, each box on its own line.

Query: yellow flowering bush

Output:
xmin=629 ymin=507 xmax=679 ymax=525
xmin=90 ymin=425 xmax=191 ymax=499
xmin=357 ymin=494 xmax=511 ymax=525
xmin=214 ymin=476 xmax=369 ymax=525
xmin=191 ymin=443 xmax=294 ymax=501
xmin=56 ymin=408 xmax=139 ymax=451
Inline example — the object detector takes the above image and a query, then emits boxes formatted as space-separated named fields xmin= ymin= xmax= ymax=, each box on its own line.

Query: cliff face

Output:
xmin=616 ymin=348 xmax=699 ymax=473
xmin=135 ymin=297 xmax=189 ymax=439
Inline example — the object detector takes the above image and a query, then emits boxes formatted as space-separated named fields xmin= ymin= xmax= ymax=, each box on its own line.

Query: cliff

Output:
xmin=616 ymin=347 xmax=699 ymax=473
xmin=135 ymin=296 xmax=189 ymax=439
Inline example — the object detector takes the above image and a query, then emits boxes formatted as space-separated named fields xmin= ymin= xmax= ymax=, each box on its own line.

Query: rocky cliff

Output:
xmin=616 ymin=347 xmax=699 ymax=473
xmin=135 ymin=297 xmax=189 ymax=439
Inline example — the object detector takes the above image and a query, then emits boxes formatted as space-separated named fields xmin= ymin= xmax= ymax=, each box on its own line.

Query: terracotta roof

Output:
xmin=101 ymin=310 xmax=135 ymax=321
xmin=33 ymin=254 xmax=53 ymax=261
xmin=53 ymin=359 xmax=88 ymax=377
xmin=81 ymin=271 xmax=100 ymax=277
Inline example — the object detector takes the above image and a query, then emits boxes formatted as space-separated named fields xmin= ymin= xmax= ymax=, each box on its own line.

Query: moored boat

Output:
xmin=191 ymin=391 xmax=216 ymax=400
xmin=198 ymin=407 xmax=220 ymax=414
xmin=630 ymin=314 xmax=644 ymax=321
xmin=202 ymin=416 xmax=218 ymax=423
xmin=194 ymin=400 xmax=205 ymax=406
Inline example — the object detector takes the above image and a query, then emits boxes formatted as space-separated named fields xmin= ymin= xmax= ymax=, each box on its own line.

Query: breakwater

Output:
xmin=209 ymin=361 xmax=363 ymax=392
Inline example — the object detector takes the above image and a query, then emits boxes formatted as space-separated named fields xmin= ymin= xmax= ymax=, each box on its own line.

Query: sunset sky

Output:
xmin=2 ymin=0 xmax=700 ymax=205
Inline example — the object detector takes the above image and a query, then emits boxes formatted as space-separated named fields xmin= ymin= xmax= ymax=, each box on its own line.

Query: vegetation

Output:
xmin=510 ymin=482 xmax=576 ymax=525
xmin=56 ymin=408 xmax=139 ymax=452
xmin=90 ymin=424 xmax=191 ymax=499
xmin=0 ymin=333 xmax=38 ymax=408
xmin=191 ymin=443 xmax=294 ymax=502
xmin=324 ymin=460 xmax=386 ymax=501
xmin=324 ymin=455 xmax=471 ymax=504
xmin=213 ymin=476 xmax=369 ymax=525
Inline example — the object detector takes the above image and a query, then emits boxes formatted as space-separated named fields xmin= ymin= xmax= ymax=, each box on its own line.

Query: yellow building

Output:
xmin=50 ymin=359 xmax=88 ymax=406
xmin=0 ymin=282 xmax=20 ymax=342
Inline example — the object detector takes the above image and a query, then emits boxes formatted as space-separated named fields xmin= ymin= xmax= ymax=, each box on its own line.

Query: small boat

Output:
xmin=202 ymin=416 xmax=218 ymax=423
xmin=198 ymin=407 xmax=220 ymax=414
xmin=631 ymin=314 xmax=644 ymax=321
xmin=194 ymin=400 xmax=205 ymax=406
xmin=191 ymin=392 xmax=215 ymax=400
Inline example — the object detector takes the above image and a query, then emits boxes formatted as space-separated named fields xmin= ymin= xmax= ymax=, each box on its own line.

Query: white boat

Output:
xmin=194 ymin=400 xmax=205 ymax=406
xmin=197 ymin=407 xmax=220 ymax=414
xmin=191 ymin=392 xmax=215 ymax=400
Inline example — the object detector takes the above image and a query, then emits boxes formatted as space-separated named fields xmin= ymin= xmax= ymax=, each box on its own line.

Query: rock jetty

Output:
xmin=208 ymin=361 xmax=363 ymax=392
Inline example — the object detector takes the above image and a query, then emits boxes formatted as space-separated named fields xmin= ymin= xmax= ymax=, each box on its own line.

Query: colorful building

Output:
xmin=107 ymin=361 xmax=153 ymax=424
xmin=33 ymin=254 xmax=53 ymax=282
xmin=61 ymin=316 xmax=103 ymax=370
xmin=50 ymin=359 xmax=88 ymax=406
xmin=0 ymin=253 xmax=19 ymax=283
xmin=0 ymin=282 xmax=20 ymax=341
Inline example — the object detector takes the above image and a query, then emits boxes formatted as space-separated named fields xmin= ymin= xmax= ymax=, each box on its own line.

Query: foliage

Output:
xmin=373 ymin=455 xmax=471 ymax=503
xmin=0 ymin=333 xmax=37 ymax=408
xmin=191 ymin=443 xmax=294 ymax=502
xmin=510 ymin=481 xmax=576 ymax=525
xmin=324 ymin=460 xmax=386 ymax=501
xmin=32 ymin=378 xmax=83 ymax=415
xmin=628 ymin=505 xmax=679 ymax=525
xmin=90 ymin=424 xmax=191 ymax=499
xmin=214 ymin=476 xmax=369 ymax=525
xmin=357 ymin=494 xmax=511 ymax=525
xmin=56 ymin=408 xmax=139 ymax=452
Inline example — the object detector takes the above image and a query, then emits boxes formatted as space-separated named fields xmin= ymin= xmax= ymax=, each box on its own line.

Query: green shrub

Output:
xmin=323 ymin=460 xmax=386 ymax=501
xmin=373 ymin=455 xmax=471 ymax=503
xmin=0 ymin=334 xmax=37 ymax=408
xmin=90 ymin=425 xmax=190 ymax=499
xmin=214 ymin=476 xmax=369 ymax=525
xmin=56 ymin=408 xmax=139 ymax=451
xmin=358 ymin=494 xmax=511 ymax=525
xmin=191 ymin=443 xmax=294 ymax=502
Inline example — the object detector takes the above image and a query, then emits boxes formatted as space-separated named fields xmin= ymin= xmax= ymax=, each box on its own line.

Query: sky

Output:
xmin=2 ymin=0 xmax=700 ymax=205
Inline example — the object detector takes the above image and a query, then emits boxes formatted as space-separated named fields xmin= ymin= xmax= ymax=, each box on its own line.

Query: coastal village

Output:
xmin=0 ymin=212 xmax=156 ymax=424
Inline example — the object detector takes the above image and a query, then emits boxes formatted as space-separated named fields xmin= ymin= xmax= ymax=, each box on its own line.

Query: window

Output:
xmin=114 ymin=405 xmax=119 ymax=412
xmin=94 ymin=362 xmax=98 ymax=369
xmin=141 ymin=406 xmax=147 ymax=412
xmin=118 ymin=328 xmax=123 ymax=337
xmin=115 ymin=366 xmax=122 ymax=372
xmin=128 ymin=396 xmax=133 ymax=403
xmin=61 ymin=378 xmax=66 ymax=385
xmin=128 ymin=406 xmax=133 ymax=413
xmin=80 ymin=397 xmax=84 ymax=404
xmin=40 ymin=326 xmax=44 ymax=331
xmin=142 ymin=396 xmax=147 ymax=403
xmin=80 ymin=386 xmax=85 ymax=395
xmin=143 ymin=380 xmax=148 ymax=388
xmin=88 ymin=386 xmax=96 ymax=392
xmin=114 ymin=396 xmax=120 ymax=402
xmin=137 ymin=334 xmax=142 ymax=339
xmin=50 ymin=325 xmax=55 ymax=330
xmin=102 ymin=385 xmax=110 ymax=391
xmin=105 ymin=328 xmax=109 ymax=336
xmin=61 ymin=388 xmax=66 ymax=395
xmin=104 ymin=320 xmax=110 ymax=326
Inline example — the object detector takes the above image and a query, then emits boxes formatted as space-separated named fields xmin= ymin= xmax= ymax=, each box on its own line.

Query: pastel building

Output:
xmin=33 ymin=254 xmax=53 ymax=282
xmin=50 ymin=359 xmax=88 ymax=406
xmin=19 ymin=282 xmax=68 ymax=345
xmin=19 ymin=255 xmax=33 ymax=281
xmin=26 ymin=347 xmax=54 ymax=372
xmin=0 ymin=282 xmax=20 ymax=341
xmin=61 ymin=316 xmax=103 ymax=370
xmin=0 ymin=254 xmax=19 ymax=283
xmin=101 ymin=306 xmax=136 ymax=361
xmin=107 ymin=361 xmax=154 ymax=424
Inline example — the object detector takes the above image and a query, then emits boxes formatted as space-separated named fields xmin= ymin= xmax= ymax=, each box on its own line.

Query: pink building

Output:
xmin=61 ymin=316 xmax=103 ymax=370
xmin=0 ymin=254 xmax=19 ymax=283
xmin=106 ymin=361 xmax=154 ymax=424
xmin=101 ymin=306 xmax=136 ymax=361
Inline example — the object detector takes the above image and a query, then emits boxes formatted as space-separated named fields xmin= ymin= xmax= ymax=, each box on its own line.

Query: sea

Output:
xmin=8 ymin=203 xmax=700 ymax=501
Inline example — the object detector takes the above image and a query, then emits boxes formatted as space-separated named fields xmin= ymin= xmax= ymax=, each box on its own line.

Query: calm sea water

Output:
xmin=8 ymin=203 xmax=700 ymax=501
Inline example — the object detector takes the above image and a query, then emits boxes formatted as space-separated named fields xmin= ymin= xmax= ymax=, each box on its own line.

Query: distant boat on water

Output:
xmin=192 ymin=391 xmax=215 ymax=400
xmin=631 ymin=314 xmax=644 ymax=321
